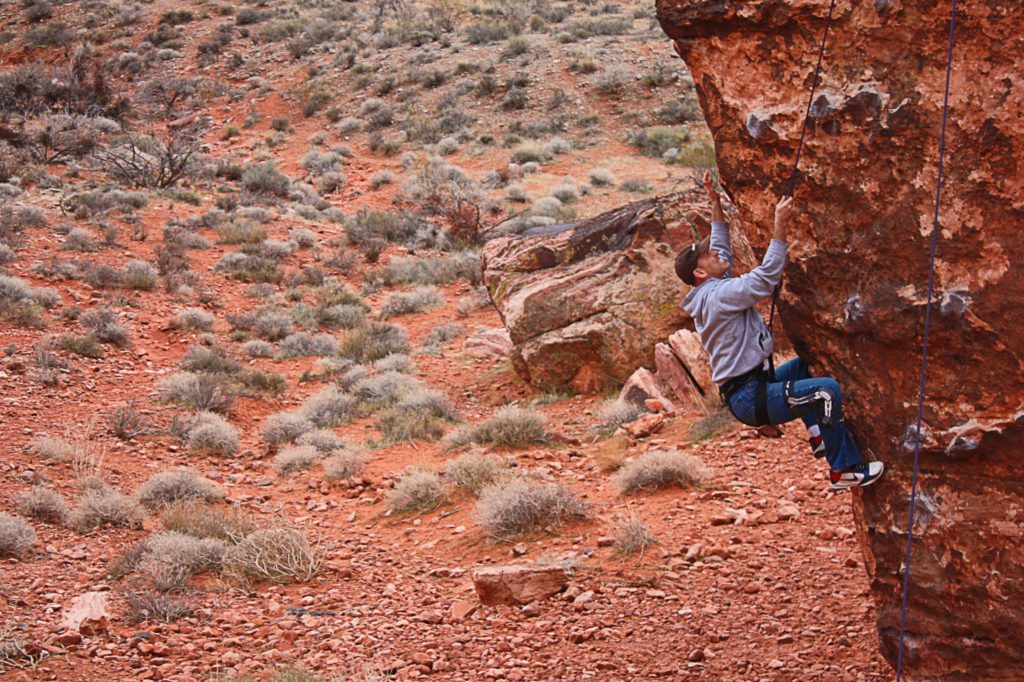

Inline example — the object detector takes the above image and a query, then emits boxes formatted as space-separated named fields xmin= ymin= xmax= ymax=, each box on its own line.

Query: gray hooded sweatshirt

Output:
xmin=681 ymin=220 xmax=788 ymax=385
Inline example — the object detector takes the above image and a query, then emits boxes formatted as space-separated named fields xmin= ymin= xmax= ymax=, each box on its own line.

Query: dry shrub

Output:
xmin=442 ymin=450 xmax=512 ymax=494
xmin=298 ymin=386 xmax=356 ymax=428
xmin=27 ymin=434 xmax=79 ymax=461
xmin=613 ymin=514 xmax=656 ymax=556
xmin=273 ymin=445 xmax=321 ymax=475
xmin=223 ymin=528 xmax=321 ymax=584
xmin=0 ymin=512 xmax=36 ymax=557
xmin=136 ymin=467 xmax=224 ymax=509
xmin=297 ymin=429 xmax=344 ymax=453
xmin=597 ymin=399 xmax=645 ymax=434
xmin=379 ymin=286 xmax=444 ymax=319
xmin=108 ymin=401 xmax=149 ymax=440
xmin=322 ymin=450 xmax=366 ymax=481
xmin=68 ymin=485 xmax=145 ymax=532
xmin=337 ymin=322 xmax=409 ymax=363
xmin=123 ymin=590 xmax=194 ymax=623
xmin=475 ymin=479 xmax=586 ymax=541
xmin=158 ymin=371 xmax=236 ymax=413
xmin=387 ymin=468 xmax=445 ymax=513
xmin=185 ymin=411 xmax=239 ymax=456
xmin=141 ymin=532 xmax=229 ymax=592
xmin=14 ymin=486 xmax=68 ymax=523
xmin=447 ymin=405 xmax=546 ymax=449
xmin=615 ymin=449 xmax=711 ymax=494
xmin=160 ymin=501 xmax=256 ymax=542
xmin=689 ymin=407 xmax=736 ymax=442
xmin=262 ymin=411 xmax=315 ymax=448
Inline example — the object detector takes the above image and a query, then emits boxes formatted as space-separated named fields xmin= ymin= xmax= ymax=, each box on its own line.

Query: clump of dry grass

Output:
xmin=123 ymin=590 xmax=194 ymax=623
xmin=26 ymin=434 xmax=79 ymax=461
xmin=140 ymin=532 xmax=229 ymax=592
xmin=171 ymin=307 xmax=215 ymax=331
xmin=0 ymin=512 xmax=36 ymax=557
xmin=273 ymin=445 xmax=321 ymax=475
xmin=322 ymin=450 xmax=367 ymax=481
xmin=689 ymin=407 xmax=736 ymax=442
xmin=160 ymin=501 xmax=256 ymax=542
xmin=613 ymin=514 xmax=657 ymax=556
xmin=379 ymin=286 xmax=445 ymax=319
xmin=14 ymin=486 xmax=68 ymax=524
xmin=387 ymin=468 xmax=446 ymax=513
xmin=262 ymin=411 xmax=315 ymax=448
xmin=614 ymin=449 xmax=711 ymax=494
xmin=597 ymin=399 xmax=645 ymax=434
xmin=446 ymin=405 xmax=546 ymax=449
xmin=223 ymin=528 xmax=321 ymax=584
xmin=158 ymin=372 xmax=236 ymax=414
xmin=136 ymin=468 xmax=225 ymax=509
xmin=475 ymin=479 xmax=586 ymax=541
xmin=185 ymin=411 xmax=239 ymax=456
xmin=67 ymin=485 xmax=145 ymax=532
xmin=442 ymin=450 xmax=513 ymax=494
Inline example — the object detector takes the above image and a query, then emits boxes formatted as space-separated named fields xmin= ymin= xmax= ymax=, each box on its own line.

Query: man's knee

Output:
xmin=784 ymin=378 xmax=842 ymax=426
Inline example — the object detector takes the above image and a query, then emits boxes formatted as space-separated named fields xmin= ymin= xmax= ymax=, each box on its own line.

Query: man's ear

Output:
xmin=693 ymin=266 xmax=707 ymax=281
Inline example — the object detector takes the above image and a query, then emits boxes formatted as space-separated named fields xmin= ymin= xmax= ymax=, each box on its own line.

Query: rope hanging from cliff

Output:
xmin=767 ymin=0 xmax=838 ymax=352
xmin=896 ymin=1 xmax=959 ymax=680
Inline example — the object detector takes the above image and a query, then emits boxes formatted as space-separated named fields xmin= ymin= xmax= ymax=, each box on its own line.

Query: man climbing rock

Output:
xmin=675 ymin=172 xmax=883 ymax=490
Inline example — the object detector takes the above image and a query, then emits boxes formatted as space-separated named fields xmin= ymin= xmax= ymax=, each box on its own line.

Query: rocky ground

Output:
xmin=1 ymin=0 xmax=887 ymax=680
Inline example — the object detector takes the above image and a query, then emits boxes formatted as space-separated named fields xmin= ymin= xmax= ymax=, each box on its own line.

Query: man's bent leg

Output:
xmin=764 ymin=376 xmax=863 ymax=470
xmin=770 ymin=357 xmax=824 ymax=456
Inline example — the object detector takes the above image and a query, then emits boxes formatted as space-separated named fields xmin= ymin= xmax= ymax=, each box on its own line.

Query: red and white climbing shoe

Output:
xmin=809 ymin=435 xmax=826 ymax=459
xmin=829 ymin=461 xmax=884 ymax=491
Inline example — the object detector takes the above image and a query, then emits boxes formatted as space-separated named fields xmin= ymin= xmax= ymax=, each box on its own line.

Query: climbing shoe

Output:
xmin=829 ymin=461 xmax=884 ymax=491
xmin=809 ymin=435 xmax=826 ymax=459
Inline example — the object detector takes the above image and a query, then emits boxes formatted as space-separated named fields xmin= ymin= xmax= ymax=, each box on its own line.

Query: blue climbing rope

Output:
xmin=895 ymin=1 xmax=959 ymax=679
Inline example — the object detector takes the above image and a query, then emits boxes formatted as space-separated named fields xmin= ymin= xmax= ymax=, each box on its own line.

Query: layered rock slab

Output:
xmin=482 ymin=192 xmax=718 ymax=392
xmin=657 ymin=1 xmax=1024 ymax=679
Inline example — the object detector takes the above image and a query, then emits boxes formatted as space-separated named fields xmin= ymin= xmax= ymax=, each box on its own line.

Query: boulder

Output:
xmin=667 ymin=329 xmax=715 ymax=398
xmin=62 ymin=591 xmax=109 ymax=636
xmin=658 ymin=1 xmax=1024 ymax=679
xmin=482 ymin=192 xmax=717 ymax=393
xmin=464 ymin=327 xmax=514 ymax=360
xmin=619 ymin=367 xmax=677 ymax=414
xmin=471 ymin=564 xmax=568 ymax=606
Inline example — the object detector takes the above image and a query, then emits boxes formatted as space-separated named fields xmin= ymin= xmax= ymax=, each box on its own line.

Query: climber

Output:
xmin=674 ymin=172 xmax=883 ymax=490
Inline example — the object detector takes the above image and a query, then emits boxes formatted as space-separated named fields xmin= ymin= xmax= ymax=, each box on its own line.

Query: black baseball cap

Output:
xmin=674 ymin=235 xmax=710 ymax=286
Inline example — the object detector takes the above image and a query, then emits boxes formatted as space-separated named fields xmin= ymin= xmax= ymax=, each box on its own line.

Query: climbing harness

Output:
xmin=896 ymin=1 xmax=959 ymax=679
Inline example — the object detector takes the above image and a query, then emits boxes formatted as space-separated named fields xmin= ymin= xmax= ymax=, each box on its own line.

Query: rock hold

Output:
xmin=471 ymin=564 xmax=569 ymax=606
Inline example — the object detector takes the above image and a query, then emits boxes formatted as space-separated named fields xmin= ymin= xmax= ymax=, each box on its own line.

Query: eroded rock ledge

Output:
xmin=657 ymin=1 xmax=1024 ymax=679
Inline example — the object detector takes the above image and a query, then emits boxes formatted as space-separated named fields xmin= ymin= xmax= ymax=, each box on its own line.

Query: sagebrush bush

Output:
xmin=121 ymin=259 xmax=158 ymax=290
xmin=448 ymin=405 xmax=547 ymax=449
xmin=475 ymin=479 xmax=586 ymax=541
xmin=241 ymin=162 xmax=291 ymax=197
xmin=158 ymin=372 xmax=236 ymax=413
xmin=0 ymin=512 xmax=37 ymax=556
xmin=242 ymin=339 xmax=274 ymax=357
xmin=297 ymin=429 xmax=344 ymax=453
xmin=273 ymin=445 xmax=321 ymax=474
xmin=27 ymin=434 xmax=79 ymax=461
xmin=223 ymin=528 xmax=321 ymax=584
xmin=276 ymin=332 xmax=337 ymax=358
xmin=172 ymin=307 xmax=215 ymax=332
xmin=323 ymin=450 xmax=366 ymax=481
xmin=443 ymin=450 xmax=512 ymax=494
xmin=613 ymin=514 xmax=656 ymax=556
xmin=615 ymin=450 xmax=711 ymax=494
xmin=109 ymin=402 xmax=149 ymax=440
xmin=379 ymin=286 xmax=444 ymax=319
xmin=338 ymin=322 xmax=410 ymax=363
xmin=67 ymin=486 xmax=145 ymax=532
xmin=141 ymin=531 xmax=229 ymax=592
xmin=180 ymin=345 xmax=241 ymax=375
xmin=80 ymin=307 xmax=130 ymax=346
xmin=589 ymin=168 xmax=615 ymax=187
xmin=387 ymin=468 xmax=446 ymax=513
xmin=136 ymin=467 xmax=225 ymax=509
xmin=186 ymin=411 xmax=240 ymax=456
xmin=123 ymin=590 xmax=194 ymax=623
xmin=161 ymin=501 xmax=256 ymax=542
xmin=598 ymin=399 xmax=645 ymax=434
xmin=262 ymin=411 xmax=315 ymax=448
xmin=14 ymin=486 xmax=68 ymax=523
xmin=372 ymin=252 xmax=480 ymax=287
xmin=215 ymin=218 xmax=266 ymax=244
xmin=299 ymin=386 xmax=356 ymax=428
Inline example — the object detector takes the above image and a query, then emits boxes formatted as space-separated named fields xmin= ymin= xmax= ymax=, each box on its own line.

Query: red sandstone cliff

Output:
xmin=657 ymin=1 xmax=1024 ymax=679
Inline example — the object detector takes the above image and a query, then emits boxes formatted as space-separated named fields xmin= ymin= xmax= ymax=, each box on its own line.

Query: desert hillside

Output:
xmin=0 ymin=1 xmax=884 ymax=680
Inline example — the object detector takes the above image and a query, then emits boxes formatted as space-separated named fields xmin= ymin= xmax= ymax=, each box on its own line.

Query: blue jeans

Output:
xmin=726 ymin=357 xmax=863 ymax=470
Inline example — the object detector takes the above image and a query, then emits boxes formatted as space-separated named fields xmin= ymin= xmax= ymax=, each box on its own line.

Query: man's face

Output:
xmin=695 ymin=249 xmax=729 ymax=281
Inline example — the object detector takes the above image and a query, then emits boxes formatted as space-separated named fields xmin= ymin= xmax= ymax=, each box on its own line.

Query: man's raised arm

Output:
xmin=704 ymin=170 xmax=733 ymax=274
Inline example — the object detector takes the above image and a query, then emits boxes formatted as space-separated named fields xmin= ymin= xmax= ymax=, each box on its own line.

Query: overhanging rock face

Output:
xmin=657 ymin=1 xmax=1023 ymax=679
